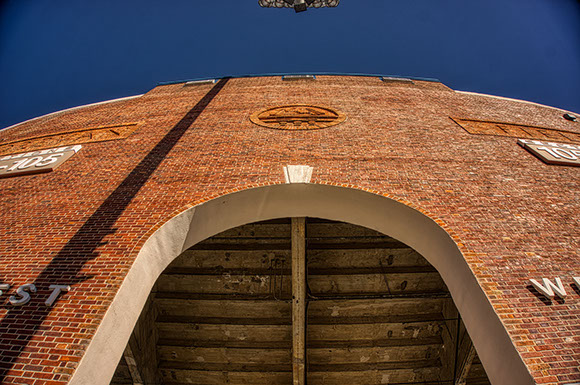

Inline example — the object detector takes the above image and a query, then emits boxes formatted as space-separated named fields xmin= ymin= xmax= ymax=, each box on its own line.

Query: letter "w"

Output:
xmin=530 ymin=278 xmax=567 ymax=299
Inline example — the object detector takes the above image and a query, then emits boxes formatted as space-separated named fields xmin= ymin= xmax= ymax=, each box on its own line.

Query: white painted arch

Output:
xmin=70 ymin=183 xmax=534 ymax=385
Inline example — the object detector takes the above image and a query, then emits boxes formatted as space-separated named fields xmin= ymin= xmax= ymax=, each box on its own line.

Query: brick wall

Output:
xmin=0 ymin=75 xmax=578 ymax=384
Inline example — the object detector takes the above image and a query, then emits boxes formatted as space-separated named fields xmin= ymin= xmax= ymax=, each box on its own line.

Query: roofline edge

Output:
xmin=157 ymin=72 xmax=441 ymax=86
xmin=0 ymin=94 xmax=144 ymax=132
xmin=455 ymin=90 xmax=580 ymax=115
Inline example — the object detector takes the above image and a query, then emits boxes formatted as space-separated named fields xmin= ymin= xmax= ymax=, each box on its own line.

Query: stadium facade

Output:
xmin=0 ymin=74 xmax=578 ymax=385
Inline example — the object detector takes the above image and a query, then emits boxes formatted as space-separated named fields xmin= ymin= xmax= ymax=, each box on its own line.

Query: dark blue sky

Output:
xmin=1 ymin=0 xmax=579 ymax=129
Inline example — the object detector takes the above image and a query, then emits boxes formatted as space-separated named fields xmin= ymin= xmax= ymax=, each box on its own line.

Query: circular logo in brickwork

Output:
xmin=250 ymin=105 xmax=346 ymax=130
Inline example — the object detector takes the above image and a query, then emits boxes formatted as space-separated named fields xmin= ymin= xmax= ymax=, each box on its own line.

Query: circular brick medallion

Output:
xmin=250 ymin=104 xmax=346 ymax=130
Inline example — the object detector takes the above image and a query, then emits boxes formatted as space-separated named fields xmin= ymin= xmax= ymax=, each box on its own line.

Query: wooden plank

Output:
xmin=308 ymin=313 xmax=445 ymax=325
xmin=155 ymin=299 xmax=290 ymax=319
xmin=307 ymin=322 xmax=443 ymax=343
xmin=158 ymin=338 xmax=291 ymax=349
xmin=157 ymin=323 xmax=443 ymax=348
xmin=306 ymin=240 xmax=409 ymax=249
xmin=157 ymin=346 xmax=291 ymax=365
xmin=308 ymin=266 xmax=436 ymax=275
xmin=440 ymin=298 xmax=459 ymax=382
xmin=160 ymin=361 xmax=291 ymax=372
xmin=467 ymin=362 xmax=487 ymax=377
xmin=308 ymin=358 xmax=441 ymax=372
xmin=455 ymin=319 xmax=476 ymax=385
xmin=162 ymin=267 xmax=292 ymax=275
xmin=291 ymin=217 xmax=306 ymax=385
xmin=307 ymin=273 xmax=446 ymax=295
xmin=466 ymin=363 xmax=491 ymax=384
xmin=155 ymin=292 xmax=292 ymax=300
xmin=307 ymin=336 xmax=442 ymax=349
xmin=190 ymin=241 xmax=291 ymax=250
xmin=307 ymin=298 xmax=446 ymax=318
xmin=126 ymin=293 xmax=159 ymax=384
xmin=164 ymin=266 xmax=437 ymax=276
xmin=157 ymin=319 xmax=440 ymax=347
xmin=307 ymin=248 xmax=430 ymax=269
xmin=123 ymin=344 xmax=144 ymax=385
xmin=465 ymin=380 xmax=492 ymax=385
xmin=109 ymin=357 xmax=132 ymax=385
xmin=307 ymin=345 xmax=441 ymax=364
xmin=169 ymin=249 xmax=291 ymax=270
xmin=156 ymin=274 xmax=291 ymax=295
xmin=165 ymin=251 xmax=433 ymax=275
xmin=157 ymin=323 xmax=291 ymax=346
xmin=156 ymin=315 xmax=291 ymax=325
xmin=456 ymin=345 xmax=476 ymax=385
xmin=305 ymin=222 xmax=391 ymax=238
xmin=306 ymin=366 xmax=441 ymax=384
xmin=211 ymin=223 xmax=291 ymax=239
xmin=159 ymin=368 xmax=292 ymax=384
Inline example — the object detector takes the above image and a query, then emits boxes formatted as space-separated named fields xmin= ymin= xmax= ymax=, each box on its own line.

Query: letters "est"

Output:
xmin=0 ymin=284 xmax=70 ymax=307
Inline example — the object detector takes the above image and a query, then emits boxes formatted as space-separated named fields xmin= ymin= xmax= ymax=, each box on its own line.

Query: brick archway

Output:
xmin=70 ymin=183 xmax=534 ymax=385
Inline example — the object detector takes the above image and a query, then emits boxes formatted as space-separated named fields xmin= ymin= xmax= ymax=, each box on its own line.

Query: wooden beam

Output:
xmin=291 ymin=217 xmax=306 ymax=385
xmin=127 ymin=294 xmax=160 ymax=385
xmin=158 ymin=368 xmax=291 ymax=384
xmin=439 ymin=298 xmax=459 ymax=382
xmin=123 ymin=344 xmax=144 ymax=385
xmin=455 ymin=339 xmax=476 ymax=385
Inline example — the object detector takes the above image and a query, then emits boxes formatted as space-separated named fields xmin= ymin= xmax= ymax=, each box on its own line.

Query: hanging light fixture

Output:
xmin=258 ymin=0 xmax=340 ymax=13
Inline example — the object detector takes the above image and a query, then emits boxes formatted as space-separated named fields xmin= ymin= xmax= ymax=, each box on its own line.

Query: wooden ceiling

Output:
xmin=110 ymin=218 xmax=490 ymax=385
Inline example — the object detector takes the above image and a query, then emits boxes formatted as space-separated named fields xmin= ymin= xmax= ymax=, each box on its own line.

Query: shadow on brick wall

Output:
xmin=0 ymin=78 xmax=230 ymax=382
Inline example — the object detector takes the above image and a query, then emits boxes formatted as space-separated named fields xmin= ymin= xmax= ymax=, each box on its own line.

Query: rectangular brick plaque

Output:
xmin=452 ymin=118 xmax=580 ymax=143
xmin=0 ymin=122 xmax=141 ymax=156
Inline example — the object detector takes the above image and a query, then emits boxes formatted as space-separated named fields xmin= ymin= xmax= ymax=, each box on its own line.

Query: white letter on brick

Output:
xmin=0 ymin=284 xmax=10 ymax=296
xmin=45 ymin=285 xmax=71 ymax=307
xmin=530 ymin=278 xmax=567 ymax=299
xmin=573 ymin=277 xmax=580 ymax=289
xmin=9 ymin=284 xmax=37 ymax=305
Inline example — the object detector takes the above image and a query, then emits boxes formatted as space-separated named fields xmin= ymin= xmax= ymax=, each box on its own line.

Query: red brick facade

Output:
xmin=0 ymin=75 xmax=578 ymax=384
